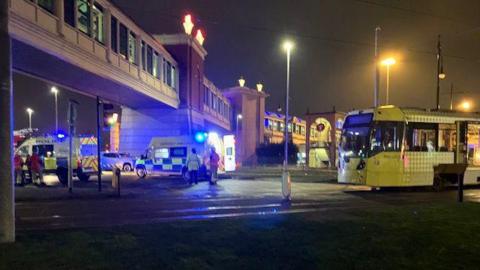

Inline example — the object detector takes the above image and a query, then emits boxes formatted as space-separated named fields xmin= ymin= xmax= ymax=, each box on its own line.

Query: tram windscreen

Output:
xmin=340 ymin=114 xmax=373 ymax=157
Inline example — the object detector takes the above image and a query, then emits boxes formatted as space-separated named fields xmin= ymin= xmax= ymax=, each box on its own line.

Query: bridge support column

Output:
xmin=54 ymin=0 xmax=64 ymax=36
xmin=0 ymin=0 xmax=15 ymax=243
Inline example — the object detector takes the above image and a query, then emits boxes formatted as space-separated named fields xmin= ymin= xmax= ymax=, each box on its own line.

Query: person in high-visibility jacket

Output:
xmin=186 ymin=148 xmax=201 ymax=185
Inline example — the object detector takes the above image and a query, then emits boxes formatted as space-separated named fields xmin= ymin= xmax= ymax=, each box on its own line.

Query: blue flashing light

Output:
xmin=55 ymin=130 xmax=67 ymax=141
xmin=194 ymin=131 xmax=207 ymax=143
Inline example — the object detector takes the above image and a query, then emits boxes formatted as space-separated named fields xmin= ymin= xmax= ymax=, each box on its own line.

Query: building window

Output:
xmin=119 ymin=23 xmax=128 ymax=58
xmin=141 ymin=41 xmax=146 ymax=71
xmin=163 ymin=59 xmax=175 ymax=88
xmin=92 ymin=3 xmax=104 ymax=44
xmin=64 ymin=0 xmax=75 ymax=27
xmin=110 ymin=17 xmax=118 ymax=53
xmin=153 ymin=52 xmax=159 ymax=78
xmin=38 ymin=0 xmax=54 ymax=14
xmin=147 ymin=46 xmax=153 ymax=75
xmin=128 ymin=31 xmax=136 ymax=64
xmin=171 ymin=66 xmax=176 ymax=89
xmin=203 ymin=86 xmax=208 ymax=105
xmin=208 ymin=90 xmax=213 ymax=107
xmin=76 ymin=0 xmax=91 ymax=35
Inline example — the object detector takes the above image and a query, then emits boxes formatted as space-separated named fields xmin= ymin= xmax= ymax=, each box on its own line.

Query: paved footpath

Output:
xmin=14 ymin=173 xmax=480 ymax=230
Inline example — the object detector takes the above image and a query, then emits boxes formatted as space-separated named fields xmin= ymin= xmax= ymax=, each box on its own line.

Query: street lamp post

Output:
xmin=282 ymin=40 xmax=294 ymax=201
xmin=374 ymin=26 xmax=381 ymax=107
xmin=51 ymin=86 xmax=58 ymax=131
xmin=26 ymin=108 xmax=34 ymax=130
xmin=381 ymin=58 xmax=396 ymax=105
xmin=436 ymin=35 xmax=446 ymax=110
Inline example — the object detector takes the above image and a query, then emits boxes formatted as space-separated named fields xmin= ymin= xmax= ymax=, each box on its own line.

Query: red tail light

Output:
xmin=77 ymin=158 xmax=82 ymax=168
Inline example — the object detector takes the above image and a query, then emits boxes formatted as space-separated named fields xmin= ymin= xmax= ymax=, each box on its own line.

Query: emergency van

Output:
xmin=135 ymin=136 xmax=209 ymax=180
xmin=135 ymin=133 xmax=235 ymax=180
xmin=15 ymin=135 xmax=98 ymax=184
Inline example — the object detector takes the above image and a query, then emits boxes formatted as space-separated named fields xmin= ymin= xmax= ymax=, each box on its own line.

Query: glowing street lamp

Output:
xmin=381 ymin=57 xmax=396 ymax=105
xmin=282 ymin=39 xmax=294 ymax=201
xmin=26 ymin=108 xmax=34 ymax=130
xmin=51 ymin=86 xmax=59 ymax=131
xmin=195 ymin=29 xmax=205 ymax=45
xmin=256 ymin=82 xmax=263 ymax=92
xmin=183 ymin=14 xmax=194 ymax=35
xmin=238 ymin=76 xmax=245 ymax=87
xmin=459 ymin=100 xmax=472 ymax=112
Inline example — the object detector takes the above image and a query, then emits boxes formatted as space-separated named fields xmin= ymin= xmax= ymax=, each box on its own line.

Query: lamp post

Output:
xmin=374 ymin=26 xmax=381 ymax=107
xmin=381 ymin=58 xmax=396 ymax=105
xmin=282 ymin=40 xmax=294 ymax=201
xmin=51 ymin=86 xmax=58 ymax=131
xmin=436 ymin=35 xmax=446 ymax=110
xmin=26 ymin=108 xmax=34 ymax=130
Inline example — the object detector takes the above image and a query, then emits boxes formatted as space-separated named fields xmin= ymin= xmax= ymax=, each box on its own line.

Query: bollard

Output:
xmin=458 ymin=173 xmax=463 ymax=203
xmin=115 ymin=167 xmax=121 ymax=197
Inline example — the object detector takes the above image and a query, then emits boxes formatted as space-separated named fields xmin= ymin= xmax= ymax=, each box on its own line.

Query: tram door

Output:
xmin=456 ymin=121 xmax=468 ymax=164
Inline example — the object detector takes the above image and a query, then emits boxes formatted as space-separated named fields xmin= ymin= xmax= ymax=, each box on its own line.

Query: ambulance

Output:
xmin=15 ymin=135 xmax=98 ymax=184
xmin=135 ymin=133 xmax=236 ymax=180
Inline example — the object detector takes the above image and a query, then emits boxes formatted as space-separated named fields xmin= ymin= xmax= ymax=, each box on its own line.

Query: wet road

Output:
xmin=14 ymin=173 xmax=480 ymax=230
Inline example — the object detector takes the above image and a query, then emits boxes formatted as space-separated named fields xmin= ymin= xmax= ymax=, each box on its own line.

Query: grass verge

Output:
xmin=2 ymin=202 xmax=480 ymax=269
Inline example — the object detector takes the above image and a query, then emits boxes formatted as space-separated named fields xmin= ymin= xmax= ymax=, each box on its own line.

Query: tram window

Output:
xmin=370 ymin=122 xmax=403 ymax=153
xmin=438 ymin=124 xmax=456 ymax=152
xmin=407 ymin=123 xmax=437 ymax=152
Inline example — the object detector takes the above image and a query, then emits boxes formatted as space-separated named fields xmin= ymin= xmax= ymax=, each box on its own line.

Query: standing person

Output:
xmin=14 ymin=153 xmax=25 ymax=186
xmin=25 ymin=154 xmax=32 ymax=184
xmin=186 ymin=148 xmax=201 ymax=185
xmin=30 ymin=151 xmax=44 ymax=186
xmin=209 ymin=147 xmax=220 ymax=185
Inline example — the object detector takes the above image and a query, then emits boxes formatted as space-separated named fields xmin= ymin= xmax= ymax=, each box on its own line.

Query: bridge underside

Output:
xmin=12 ymin=40 xmax=175 ymax=110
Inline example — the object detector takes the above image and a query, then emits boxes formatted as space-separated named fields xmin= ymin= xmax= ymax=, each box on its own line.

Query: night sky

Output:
xmin=13 ymin=0 xmax=480 ymax=133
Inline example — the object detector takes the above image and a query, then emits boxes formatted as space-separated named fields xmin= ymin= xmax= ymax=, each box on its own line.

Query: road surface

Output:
xmin=14 ymin=172 xmax=480 ymax=230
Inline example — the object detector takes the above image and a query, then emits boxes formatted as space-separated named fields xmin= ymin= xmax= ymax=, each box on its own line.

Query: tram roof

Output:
xmin=349 ymin=106 xmax=480 ymax=124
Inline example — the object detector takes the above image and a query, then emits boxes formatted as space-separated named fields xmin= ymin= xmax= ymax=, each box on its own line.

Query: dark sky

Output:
xmin=109 ymin=0 xmax=480 ymax=115
xmin=14 ymin=0 xmax=480 ymax=132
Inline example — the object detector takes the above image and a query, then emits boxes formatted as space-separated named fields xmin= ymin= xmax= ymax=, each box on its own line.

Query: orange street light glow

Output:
xmin=381 ymin=57 xmax=396 ymax=66
xmin=459 ymin=100 xmax=472 ymax=111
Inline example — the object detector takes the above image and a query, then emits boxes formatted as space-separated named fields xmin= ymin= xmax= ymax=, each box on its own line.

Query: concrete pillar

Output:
xmin=0 ymin=0 xmax=15 ymax=243
xmin=54 ymin=0 xmax=64 ymax=36
xmin=104 ymin=8 xmax=112 ymax=63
